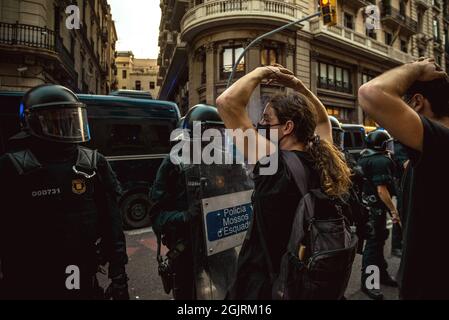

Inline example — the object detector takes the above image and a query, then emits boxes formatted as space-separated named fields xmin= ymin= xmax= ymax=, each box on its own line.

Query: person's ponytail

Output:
xmin=268 ymin=93 xmax=352 ymax=197
xmin=306 ymin=135 xmax=352 ymax=197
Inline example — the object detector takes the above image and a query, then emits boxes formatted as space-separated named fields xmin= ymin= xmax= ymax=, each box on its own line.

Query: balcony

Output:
xmin=310 ymin=20 xmax=415 ymax=65
xmin=100 ymin=61 xmax=109 ymax=76
xmin=342 ymin=0 xmax=376 ymax=10
xmin=181 ymin=0 xmax=302 ymax=41
xmin=381 ymin=6 xmax=418 ymax=36
xmin=0 ymin=22 xmax=55 ymax=51
xmin=415 ymin=0 xmax=431 ymax=10
xmin=0 ymin=22 xmax=79 ymax=90
xmin=160 ymin=30 xmax=176 ymax=55
xmin=101 ymin=27 xmax=108 ymax=43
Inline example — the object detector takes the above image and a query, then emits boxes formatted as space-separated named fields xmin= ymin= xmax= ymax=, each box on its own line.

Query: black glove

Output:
xmin=105 ymin=274 xmax=130 ymax=300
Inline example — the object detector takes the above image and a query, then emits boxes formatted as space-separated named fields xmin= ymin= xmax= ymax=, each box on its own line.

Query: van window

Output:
xmin=353 ymin=132 xmax=365 ymax=148
xmin=344 ymin=132 xmax=352 ymax=148
xmin=87 ymin=118 xmax=173 ymax=156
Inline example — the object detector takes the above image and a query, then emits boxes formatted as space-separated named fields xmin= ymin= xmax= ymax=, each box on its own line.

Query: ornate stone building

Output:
xmin=115 ymin=51 xmax=160 ymax=98
xmin=0 ymin=0 xmax=118 ymax=94
xmin=157 ymin=0 xmax=448 ymax=124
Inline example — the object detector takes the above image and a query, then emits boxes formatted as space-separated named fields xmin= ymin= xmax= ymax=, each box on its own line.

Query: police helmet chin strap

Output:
xmin=72 ymin=165 xmax=96 ymax=179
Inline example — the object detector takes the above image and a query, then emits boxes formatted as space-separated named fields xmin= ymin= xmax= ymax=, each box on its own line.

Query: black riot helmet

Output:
xmin=20 ymin=84 xmax=90 ymax=143
xmin=329 ymin=116 xmax=344 ymax=150
xmin=366 ymin=129 xmax=394 ymax=153
xmin=183 ymin=104 xmax=224 ymax=135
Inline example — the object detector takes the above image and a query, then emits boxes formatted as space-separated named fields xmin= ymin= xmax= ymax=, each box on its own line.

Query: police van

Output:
xmin=0 ymin=91 xmax=180 ymax=229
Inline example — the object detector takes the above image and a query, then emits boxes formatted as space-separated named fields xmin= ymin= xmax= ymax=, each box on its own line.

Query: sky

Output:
xmin=108 ymin=0 xmax=161 ymax=59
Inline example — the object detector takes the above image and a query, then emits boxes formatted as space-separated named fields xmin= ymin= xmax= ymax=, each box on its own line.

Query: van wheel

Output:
xmin=121 ymin=193 xmax=152 ymax=230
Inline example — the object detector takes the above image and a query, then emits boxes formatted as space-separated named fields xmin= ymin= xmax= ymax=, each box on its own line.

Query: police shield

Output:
xmin=182 ymin=126 xmax=254 ymax=300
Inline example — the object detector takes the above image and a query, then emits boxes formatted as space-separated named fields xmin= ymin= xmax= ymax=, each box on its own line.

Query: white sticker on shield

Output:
xmin=202 ymin=190 xmax=253 ymax=256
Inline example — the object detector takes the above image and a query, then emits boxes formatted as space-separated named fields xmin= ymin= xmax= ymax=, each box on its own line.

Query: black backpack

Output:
xmin=261 ymin=151 xmax=358 ymax=300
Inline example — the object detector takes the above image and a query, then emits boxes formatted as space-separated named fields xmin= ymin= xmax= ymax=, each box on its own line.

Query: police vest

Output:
xmin=357 ymin=149 xmax=395 ymax=208
xmin=1 ymin=146 xmax=101 ymax=297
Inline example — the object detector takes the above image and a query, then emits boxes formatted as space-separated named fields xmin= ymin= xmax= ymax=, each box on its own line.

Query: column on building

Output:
xmin=246 ymin=42 xmax=262 ymax=124
xmin=189 ymin=46 xmax=202 ymax=108
xmin=205 ymin=42 xmax=216 ymax=105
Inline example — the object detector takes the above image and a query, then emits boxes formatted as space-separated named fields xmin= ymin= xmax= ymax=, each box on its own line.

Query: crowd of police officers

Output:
xmin=0 ymin=83 xmax=405 ymax=300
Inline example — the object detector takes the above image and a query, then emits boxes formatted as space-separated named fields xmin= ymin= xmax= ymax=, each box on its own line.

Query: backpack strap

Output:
xmin=6 ymin=149 xmax=42 ymax=175
xmin=73 ymin=146 xmax=98 ymax=179
xmin=256 ymin=151 xmax=312 ymax=281
xmin=281 ymin=151 xmax=309 ymax=196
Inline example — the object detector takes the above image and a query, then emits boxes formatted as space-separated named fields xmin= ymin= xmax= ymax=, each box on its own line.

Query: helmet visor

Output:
xmin=27 ymin=105 xmax=90 ymax=143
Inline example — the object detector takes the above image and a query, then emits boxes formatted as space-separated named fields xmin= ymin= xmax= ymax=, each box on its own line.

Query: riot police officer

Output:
xmin=150 ymin=105 xmax=222 ymax=300
xmin=0 ymin=84 xmax=129 ymax=300
xmin=330 ymin=116 xmax=366 ymax=254
xmin=150 ymin=104 xmax=246 ymax=300
xmin=357 ymin=130 xmax=399 ymax=300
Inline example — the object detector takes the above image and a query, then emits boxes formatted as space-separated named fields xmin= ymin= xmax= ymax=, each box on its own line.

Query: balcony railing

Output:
xmin=310 ymin=20 xmax=415 ymax=64
xmin=0 ymin=22 xmax=55 ymax=50
xmin=182 ymin=0 xmax=301 ymax=39
xmin=381 ymin=6 xmax=418 ymax=35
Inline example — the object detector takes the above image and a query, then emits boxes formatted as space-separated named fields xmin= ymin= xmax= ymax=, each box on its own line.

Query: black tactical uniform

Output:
xmin=0 ymin=85 xmax=128 ymax=300
xmin=357 ymin=130 xmax=397 ymax=300
xmin=390 ymin=141 xmax=409 ymax=256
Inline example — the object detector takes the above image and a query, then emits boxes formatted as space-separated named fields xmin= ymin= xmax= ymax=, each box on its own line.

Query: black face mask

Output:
xmin=256 ymin=122 xmax=286 ymax=144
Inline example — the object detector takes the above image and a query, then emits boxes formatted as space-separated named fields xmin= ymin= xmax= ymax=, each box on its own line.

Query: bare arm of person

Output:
xmin=358 ymin=58 xmax=446 ymax=152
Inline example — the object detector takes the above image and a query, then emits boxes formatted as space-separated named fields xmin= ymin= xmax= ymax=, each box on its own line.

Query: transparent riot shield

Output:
xmin=183 ymin=129 xmax=254 ymax=300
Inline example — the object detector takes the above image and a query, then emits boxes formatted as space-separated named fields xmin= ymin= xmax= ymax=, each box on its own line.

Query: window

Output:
xmin=70 ymin=36 xmax=76 ymax=57
xmin=326 ymin=106 xmax=351 ymax=122
xmin=150 ymin=81 xmax=155 ymax=89
xmin=418 ymin=47 xmax=426 ymax=57
xmin=221 ymin=47 xmax=245 ymax=78
xmin=435 ymin=52 xmax=442 ymax=65
xmin=384 ymin=32 xmax=392 ymax=45
xmin=400 ymin=39 xmax=408 ymax=53
xmin=434 ymin=19 xmax=441 ymax=42
xmin=260 ymin=48 xmax=278 ymax=66
xmin=87 ymin=118 xmax=174 ymax=157
xmin=418 ymin=11 xmax=424 ymax=33
xmin=362 ymin=73 xmax=375 ymax=84
xmin=399 ymin=0 xmax=406 ymax=16
xmin=122 ymin=70 xmax=127 ymax=79
xmin=353 ymin=132 xmax=365 ymax=148
xmin=135 ymin=80 xmax=141 ymax=91
xmin=344 ymin=13 xmax=354 ymax=30
xmin=201 ymin=53 xmax=206 ymax=84
xmin=317 ymin=62 xmax=352 ymax=94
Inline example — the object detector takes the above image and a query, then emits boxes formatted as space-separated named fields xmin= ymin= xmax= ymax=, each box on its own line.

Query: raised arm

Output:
xmin=216 ymin=66 xmax=287 ymax=161
xmin=358 ymin=58 xmax=446 ymax=152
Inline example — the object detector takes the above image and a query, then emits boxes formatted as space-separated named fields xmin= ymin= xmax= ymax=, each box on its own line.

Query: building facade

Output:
xmin=0 ymin=0 xmax=118 ymax=94
xmin=157 ymin=0 xmax=448 ymax=124
xmin=115 ymin=51 xmax=160 ymax=98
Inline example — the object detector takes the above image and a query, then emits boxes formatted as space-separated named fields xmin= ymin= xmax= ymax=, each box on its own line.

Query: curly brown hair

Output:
xmin=268 ymin=93 xmax=352 ymax=197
